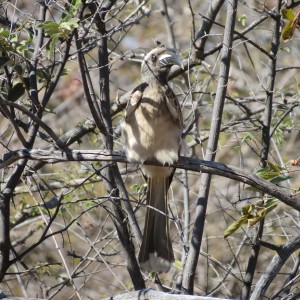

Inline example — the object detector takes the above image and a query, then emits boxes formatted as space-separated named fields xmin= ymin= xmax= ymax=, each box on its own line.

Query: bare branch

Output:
xmin=250 ymin=236 xmax=300 ymax=300
xmin=182 ymin=0 xmax=238 ymax=294
xmin=103 ymin=289 xmax=233 ymax=300
xmin=1 ymin=149 xmax=299 ymax=211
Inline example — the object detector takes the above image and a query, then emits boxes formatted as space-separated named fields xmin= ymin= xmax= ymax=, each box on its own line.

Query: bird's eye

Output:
xmin=151 ymin=54 xmax=157 ymax=62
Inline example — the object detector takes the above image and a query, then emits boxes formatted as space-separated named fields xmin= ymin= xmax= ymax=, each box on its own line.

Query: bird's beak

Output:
xmin=158 ymin=51 xmax=184 ymax=69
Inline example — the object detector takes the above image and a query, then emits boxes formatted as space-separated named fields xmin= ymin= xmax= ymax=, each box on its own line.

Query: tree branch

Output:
xmin=85 ymin=1 xmax=145 ymax=290
xmin=103 ymin=288 xmax=233 ymax=300
xmin=194 ymin=0 xmax=225 ymax=59
xmin=1 ymin=149 xmax=300 ymax=211
xmin=182 ymin=0 xmax=238 ymax=294
xmin=250 ymin=236 xmax=300 ymax=300
xmin=242 ymin=2 xmax=283 ymax=298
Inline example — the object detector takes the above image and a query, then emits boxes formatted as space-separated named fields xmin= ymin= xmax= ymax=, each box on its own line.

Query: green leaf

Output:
xmin=173 ymin=259 xmax=183 ymax=271
xmin=263 ymin=198 xmax=278 ymax=208
xmin=61 ymin=68 xmax=70 ymax=76
xmin=10 ymin=35 xmax=18 ymax=43
xmin=72 ymin=0 xmax=82 ymax=9
xmin=270 ymin=175 xmax=292 ymax=184
xmin=24 ymin=28 xmax=33 ymax=44
xmin=265 ymin=161 xmax=283 ymax=172
xmin=0 ymin=29 xmax=10 ymax=37
xmin=131 ymin=183 xmax=147 ymax=193
xmin=282 ymin=21 xmax=295 ymax=42
xmin=44 ymin=107 xmax=56 ymax=114
xmin=263 ymin=202 xmax=278 ymax=214
xmin=37 ymin=69 xmax=51 ymax=83
xmin=8 ymin=83 xmax=25 ymax=102
xmin=149 ymin=271 xmax=156 ymax=279
xmin=60 ymin=18 xmax=79 ymax=31
xmin=38 ymin=21 xmax=60 ymax=35
xmin=281 ymin=8 xmax=294 ymax=21
xmin=224 ymin=216 xmax=248 ymax=238
xmin=280 ymin=46 xmax=290 ymax=53
xmin=241 ymin=132 xmax=254 ymax=143
xmin=238 ymin=14 xmax=247 ymax=27
xmin=256 ymin=168 xmax=279 ymax=180
xmin=47 ymin=33 xmax=60 ymax=59
xmin=63 ymin=0 xmax=82 ymax=18
xmin=0 ymin=56 xmax=11 ymax=68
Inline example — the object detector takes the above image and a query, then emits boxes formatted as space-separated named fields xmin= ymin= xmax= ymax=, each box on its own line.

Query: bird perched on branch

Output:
xmin=122 ymin=45 xmax=184 ymax=273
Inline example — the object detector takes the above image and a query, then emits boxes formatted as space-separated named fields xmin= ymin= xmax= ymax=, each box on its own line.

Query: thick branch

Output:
xmin=1 ymin=149 xmax=299 ymax=211
xmin=182 ymin=0 xmax=238 ymax=294
xmin=0 ymin=0 xmax=48 ymax=282
xmin=194 ymin=0 xmax=225 ymax=58
xmin=86 ymin=1 xmax=144 ymax=291
xmin=250 ymin=236 xmax=300 ymax=300
xmin=103 ymin=289 xmax=232 ymax=300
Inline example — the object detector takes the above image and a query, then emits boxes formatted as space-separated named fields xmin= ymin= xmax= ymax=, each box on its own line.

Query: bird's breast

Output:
xmin=122 ymin=93 xmax=182 ymax=165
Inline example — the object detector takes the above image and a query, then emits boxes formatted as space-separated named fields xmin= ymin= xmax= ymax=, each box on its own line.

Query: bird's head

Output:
xmin=141 ymin=45 xmax=183 ymax=83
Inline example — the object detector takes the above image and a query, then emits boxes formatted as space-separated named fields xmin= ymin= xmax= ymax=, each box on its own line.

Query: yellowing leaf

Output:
xmin=248 ymin=215 xmax=261 ymax=227
xmin=242 ymin=204 xmax=254 ymax=216
xmin=224 ymin=216 xmax=248 ymax=238
xmin=247 ymin=202 xmax=278 ymax=227
xmin=282 ymin=22 xmax=296 ymax=42
xmin=282 ymin=9 xmax=300 ymax=42
xmin=281 ymin=8 xmax=294 ymax=21
xmin=266 ymin=161 xmax=283 ymax=172
xmin=173 ymin=259 xmax=183 ymax=271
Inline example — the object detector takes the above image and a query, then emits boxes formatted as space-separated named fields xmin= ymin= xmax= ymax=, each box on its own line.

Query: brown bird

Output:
xmin=122 ymin=45 xmax=184 ymax=273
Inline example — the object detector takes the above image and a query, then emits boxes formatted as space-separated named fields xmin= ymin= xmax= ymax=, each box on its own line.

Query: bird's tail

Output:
xmin=138 ymin=175 xmax=174 ymax=273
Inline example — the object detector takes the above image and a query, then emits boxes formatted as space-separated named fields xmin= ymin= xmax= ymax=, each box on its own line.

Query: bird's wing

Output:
xmin=125 ymin=82 xmax=148 ymax=119
xmin=165 ymin=88 xmax=183 ymax=129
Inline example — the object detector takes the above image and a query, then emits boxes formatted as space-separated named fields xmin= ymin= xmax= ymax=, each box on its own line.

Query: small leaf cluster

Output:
xmin=0 ymin=27 xmax=33 ymax=56
xmin=37 ymin=0 xmax=82 ymax=58
xmin=224 ymin=198 xmax=278 ymax=238
xmin=224 ymin=160 xmax=289 ymax=238
xmin=0 ymin=26 xmax=35 ymax=102
xmin=38 ymin=17 xmax=79 ymax=58
xmin=256 ymin=161 xmax=291 ymax=185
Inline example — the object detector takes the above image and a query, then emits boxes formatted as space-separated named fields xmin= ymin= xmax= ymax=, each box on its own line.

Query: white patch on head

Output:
xmin=144 ymin=51 xmax=153 ymax=61
xmin=143 ymin=48 xmax=166 ymax=63
xmin=158 ymin=53 xmax=172 ymax=61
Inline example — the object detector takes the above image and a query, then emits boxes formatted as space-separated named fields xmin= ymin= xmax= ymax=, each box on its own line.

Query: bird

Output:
xmin=122 ymin=45 xmax=184 ymax=273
